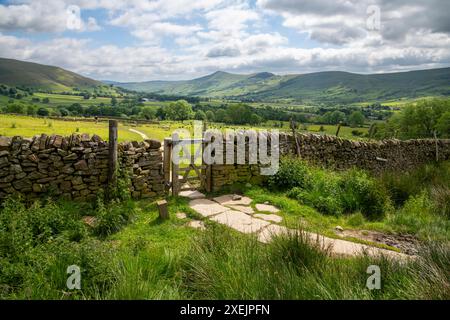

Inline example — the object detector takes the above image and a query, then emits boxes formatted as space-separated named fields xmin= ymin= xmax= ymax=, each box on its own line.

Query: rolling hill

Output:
xmin=0 ymin=58 xmax=105 ymax=92
xmin=113 ymin=68 xmax=450 ymax=103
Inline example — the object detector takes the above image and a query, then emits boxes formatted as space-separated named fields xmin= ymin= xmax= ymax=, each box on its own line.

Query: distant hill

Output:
xmin=0 ymin=58 xmax=104 ymax=92
xmin=112 ymin=68 xmax=450 ymax=103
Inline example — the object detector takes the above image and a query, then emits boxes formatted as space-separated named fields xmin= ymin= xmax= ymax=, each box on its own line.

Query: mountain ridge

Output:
xmin=0 ymin=57 xmax=107 ymax=92
xmin=111 ymin=67 xmax=450 ymax=103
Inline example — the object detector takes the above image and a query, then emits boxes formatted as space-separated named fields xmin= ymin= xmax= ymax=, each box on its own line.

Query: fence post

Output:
xmin=434 ymin=131 xmax=439 ymax=162
xmin=335 ymin=123 xmax=342 ymax=137
xmin=108 ymin=120 xmax=118 ymax=188
xmin=163 ymin=138 xmax=172 ymax=193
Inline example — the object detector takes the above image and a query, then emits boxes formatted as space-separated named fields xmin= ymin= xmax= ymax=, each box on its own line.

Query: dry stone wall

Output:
xmin=210 ymin=133 xmax=450 ymax=191
xmin=1 ymin=132 xmax=449 ymax=198
xmin=0 ymin=133 xmax=164 ymax=201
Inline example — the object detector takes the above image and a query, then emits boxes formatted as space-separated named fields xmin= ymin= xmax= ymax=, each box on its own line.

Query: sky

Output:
xmin=0 ymin=0 xmax=449 ymax=82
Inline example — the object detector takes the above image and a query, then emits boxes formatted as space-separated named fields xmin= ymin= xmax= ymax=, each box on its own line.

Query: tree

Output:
xmin=378 ymin=98 xmax=450 ymax=139
xmin=206 ymin=110 xmax=215 ymax=122
xmin=111 ymin=96 xmax=117 ymax=106
xmin=59 ymin=108 xmax=70 ymax=117
xmin=323 ymin=111 xmax=346 ymax=125
xmin=195 ymin=110 xmax=207 ymax=121
xmin=26 ymin=105 xmax=36 ymax=116
xmin=42 ymin=97 xmax=50 ymax=104
xmin=348 ymin=111 xmax=365 ymax=127
xmin=436 ymin=111 xmax=450 ymax=137
xmin=37 ymin=107 xmax=49 ymax=116
xmin=5 ymin=103 xmax=26 ymax=114
xmin=215 ymin=109 xmax=227 ymax=123
xmin=140 ymin=107 xmax=156 ymax=120
xmin=225 ymin=104 xmax=253 ymax=124
xmin=165 ymin=100 xmax=193 ymax=121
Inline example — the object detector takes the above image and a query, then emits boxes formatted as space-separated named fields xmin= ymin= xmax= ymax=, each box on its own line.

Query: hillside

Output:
xmin=0 ymin=58 xmax=105 ymax=92
xmin=113 ymin=68 xmax=450 ymax=103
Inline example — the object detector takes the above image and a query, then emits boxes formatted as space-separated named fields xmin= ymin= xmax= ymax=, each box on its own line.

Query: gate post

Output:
xmin=108 ymin=120 xmax=118 ymax=187
xmin=163 ymin=138 xmax=172 ymax=193
xmin=171 ymin=138 xmax=179 ymax=196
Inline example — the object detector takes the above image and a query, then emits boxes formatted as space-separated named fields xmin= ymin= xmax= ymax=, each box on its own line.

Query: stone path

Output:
xmin=184 ymin=192 xmax=409 ymax=260
xmin=128 ymin=128 xmax=149 ymax=140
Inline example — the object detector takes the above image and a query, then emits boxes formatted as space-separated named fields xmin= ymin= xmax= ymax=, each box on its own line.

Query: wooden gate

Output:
xmin=163 ymin=137 xmax=211 ymax=196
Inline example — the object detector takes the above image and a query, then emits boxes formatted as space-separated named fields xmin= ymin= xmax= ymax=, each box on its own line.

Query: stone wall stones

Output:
xmin=210 ymin=133 xmax=450 ymax=191
xmin=1 ymin=132 xmax=449 ymax=198
xmin=0 ymin=134 xmax=164 ymax=201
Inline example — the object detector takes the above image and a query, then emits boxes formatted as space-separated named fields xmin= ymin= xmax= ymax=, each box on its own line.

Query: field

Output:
xmin=0 ymin=114 xmax=369 ymax=142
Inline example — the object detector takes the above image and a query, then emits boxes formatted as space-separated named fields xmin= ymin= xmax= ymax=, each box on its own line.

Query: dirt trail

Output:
xmin=128 ymin=128 xmax=149 ymax=140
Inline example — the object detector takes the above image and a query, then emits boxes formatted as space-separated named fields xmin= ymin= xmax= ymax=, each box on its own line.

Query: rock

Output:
xmin=9 ymin=164 xmax=22 ymax=174
xmin=227 ymin=205 xmax=254 ymax=214
xmin=179 ymin=190 xmax=205 ymax=200
xmin=72 ymin=176 xmax=83 ymax=185
xmin=12 ymin=178 xmax=32 ymax=190
xmin=63 ymin=153 xmax=78 ymax=161
xmin=32 ymin=183 xmax=44 ymax=193
xmin=0 ymin=156 xmax=10 ymax=168
xmin=254 ymin=213 xmax=283 ymax=223
xmin=210 ymin=210 xmax=270 ymax=234
xmin=189 ymin=199 xmax=229 ymax=217
xmin=145 ymin=139 xmax=162 ymax=149
xmin=0 ymin=136 xmax=12 ymax=150
xmin=213 ymin=194 xmax=252 ymax=206
xmin=74 ymin=160 xmax=88 ymax=171
xmin=232 ymin=194 xmax=242 ymax=201
xmin=0 ymin=175 xmax=14 ymax=183
xmin=255 ymin=203 xmax=280 ymax=213
xmin=60 ymin=181 xmax=72 ymax=192
xmin=187 ymin=220 xmax=206 ymax=230
xmin=176 ymin=212 xmax=187 ymax=219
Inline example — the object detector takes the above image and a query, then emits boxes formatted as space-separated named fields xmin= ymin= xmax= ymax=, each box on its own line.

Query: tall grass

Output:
xmin=181 ymin=227 xmax=449 ymax=300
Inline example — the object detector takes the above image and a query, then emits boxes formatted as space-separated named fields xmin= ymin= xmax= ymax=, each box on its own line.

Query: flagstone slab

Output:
xmin=254 ymin=213 xmax=282 ymax=223
xmin=210 ymin=210 xmax=270 ymax=234
xmin=179 ymin=190 xmax=206 ymax=200
xmin=213 ymin=194 xmax=252 ymax=206
xmin=189 ymin=199 xmax=229 ymax=217
xmin=176 ymin=212 xmax=187 ymax=219
xmin=258 ymin=224 xmax=290 ymax=243
xmin=255 ymin=203 xmax=280 ymax=213
xmin=187 ymin=220 xmax=206 ymax=230
xmin=227 ymin=204 xmax=254 ymax=214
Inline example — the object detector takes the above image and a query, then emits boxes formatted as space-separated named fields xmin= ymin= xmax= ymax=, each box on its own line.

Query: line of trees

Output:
xmin=374 ymin=98 xmax=450 ymax=139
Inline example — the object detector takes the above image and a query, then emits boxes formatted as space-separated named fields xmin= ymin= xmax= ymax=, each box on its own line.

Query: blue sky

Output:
xmin=0 ymin=0 xmax=449 ymax=81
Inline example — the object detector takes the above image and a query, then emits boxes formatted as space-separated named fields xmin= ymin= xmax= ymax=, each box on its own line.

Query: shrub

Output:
xmin=94 ymin=193 xmax=135 ymax=237
xmin=388 ymin=192 xmax=449 ymax=239
xmin=268 ymin=157 xmax=311 ymax=190
xmin=339 ymin=169 xmax=388 ymax=220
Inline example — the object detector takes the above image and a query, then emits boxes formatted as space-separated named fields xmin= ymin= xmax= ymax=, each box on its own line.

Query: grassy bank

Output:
xmin=0 ymin=161 xmax=448 ymax=300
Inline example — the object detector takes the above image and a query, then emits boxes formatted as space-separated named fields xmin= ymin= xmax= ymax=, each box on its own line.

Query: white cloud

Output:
xmin=0 ymin=0 xmax=102 ymax=33
xmin=0 ymin=0 xmax=449 ymax=80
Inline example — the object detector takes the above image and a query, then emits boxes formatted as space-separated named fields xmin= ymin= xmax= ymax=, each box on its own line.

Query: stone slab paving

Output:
xmin=258 ymin=224 xmax=290 ymax=243
xmin=255 ymin=203 xmax=280 ymax=213
xmin=189 ymin=199 xmax=229 ymax=217
xmin=187 ymin=220 xmax=206 ymax=230
xmin=210 ymin=210 xmax=271 ymax=234
xmin=254 ymin=213 xmax=283 ymax=223
xmin=176 ymin=212 xmax=187 ymax=219
xmin=213 ymin=194 xmax=252 ymax=206
xmin=188 ymin=193 xmax=408 ymax=260
xmin=227 ymin=204 xmax=255 ymax=214
xmin=179 ymin=190 xmax=206 ymax=200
